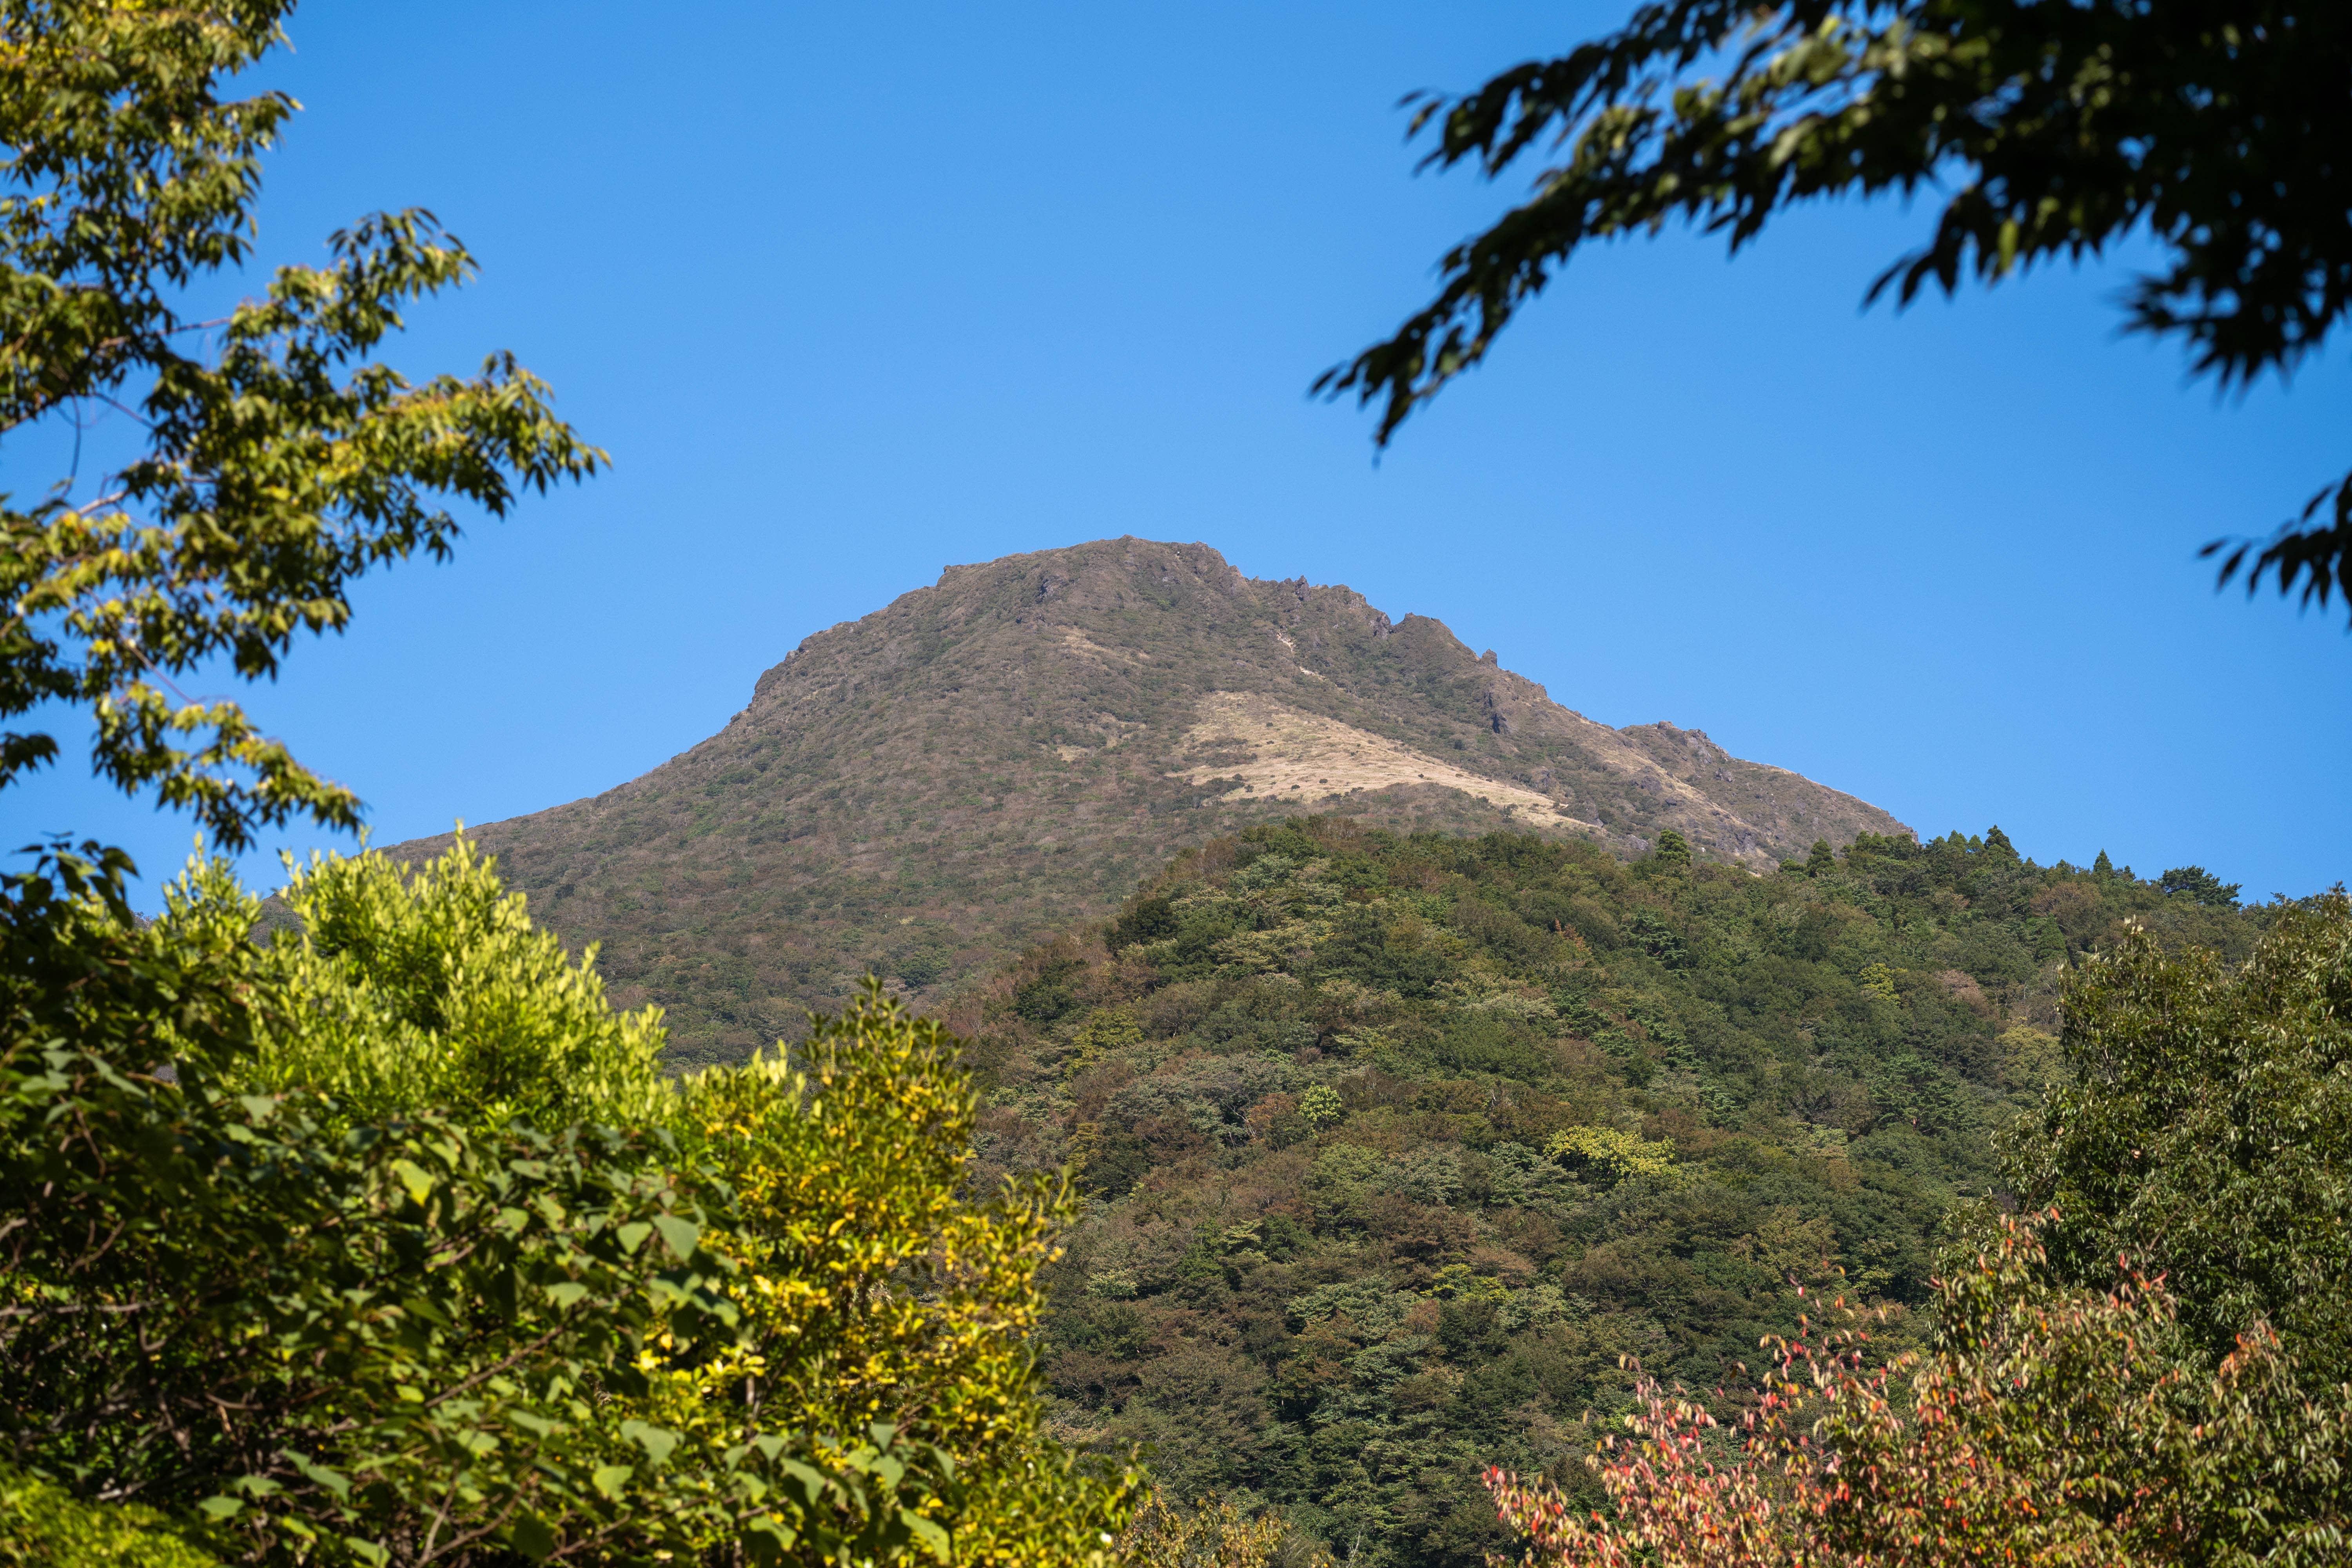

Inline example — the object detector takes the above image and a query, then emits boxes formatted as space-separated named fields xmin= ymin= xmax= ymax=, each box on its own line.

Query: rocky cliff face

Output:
xmin=387 ymin=538 xmax=1906 ymax=1063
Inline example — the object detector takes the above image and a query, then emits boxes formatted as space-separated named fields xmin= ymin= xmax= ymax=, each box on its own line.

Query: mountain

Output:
xmin=388 ymin=539 xmax=1906 ymax=1065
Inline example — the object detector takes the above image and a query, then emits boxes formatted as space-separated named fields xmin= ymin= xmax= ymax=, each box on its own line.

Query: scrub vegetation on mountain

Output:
xmin=956 ymin=816 xmax=2278 ymax=1567
xmin=393 ymin=538 xmax=1906 ymax=1066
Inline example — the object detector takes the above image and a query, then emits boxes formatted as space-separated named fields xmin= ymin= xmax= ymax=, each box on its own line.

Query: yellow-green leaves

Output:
xmin=1543 ymin=1122 xmax=1677 ymax=1190
xmin=387 ymin=1157 xmax=434 ymax=1206
xmin=4 ymin=842 xmax=1131 ymax=1565
xmin=240 ymin=833 xmax=671 ymax=1134
xmin=0 ymin=1463 xmax=218 ymax=1568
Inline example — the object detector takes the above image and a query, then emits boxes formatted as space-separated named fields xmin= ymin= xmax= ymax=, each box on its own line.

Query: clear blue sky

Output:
xmin=11 ymin=0 xmax=2349 ymax=903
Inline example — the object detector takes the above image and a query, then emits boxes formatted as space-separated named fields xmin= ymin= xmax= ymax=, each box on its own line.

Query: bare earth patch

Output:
xmin=1172 ymin=691 xmax=1595 ymax=828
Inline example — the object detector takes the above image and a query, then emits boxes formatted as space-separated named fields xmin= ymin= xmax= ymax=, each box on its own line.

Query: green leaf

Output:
xmin=197 ymin=1495 xmax=244 ymax=1521
xmin=284 ymin=1451 xmax=352 ymax=1499
xmin=508 ymin=1512 xmax=557 ymax=1561
xmin=902 ymin=1510 xmax=951 ymax=1562
xmin=590 ymin=1465 xmax=634 ymax=1501
xmin=506 ymin=1409 xmax=562 ymax=1438
xmin=651 ymin=1213 xmax=701 ymax=1261
xmin=619 ymin=1420 xmax=679 ymax=1467
xmin=389 ymin=1158 xmax=434 ymax=1205
xmin=615 ymin=1220 xmax=652 ymax=1254
xmin=743 ymin=1515 xmax=798 ymax=1566
xmin=777 ymin=1460 xmax=831 ymax=1512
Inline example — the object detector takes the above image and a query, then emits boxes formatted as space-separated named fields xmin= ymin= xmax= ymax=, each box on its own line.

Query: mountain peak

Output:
xmin=390 ymin=538 xmax=1906 ymax=1062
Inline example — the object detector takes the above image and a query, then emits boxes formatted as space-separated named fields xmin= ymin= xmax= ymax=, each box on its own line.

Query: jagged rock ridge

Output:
xmin=389 ymin=538 xmax=1906 ymax=1063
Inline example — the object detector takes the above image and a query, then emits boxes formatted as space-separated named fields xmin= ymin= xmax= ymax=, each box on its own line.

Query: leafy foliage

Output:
xmin=0 ymin=0 xmax=600 ymax=851
xmin=0 ymin=1464 xmax=216 ymax=1568
xmin=1119 ymin=1495 xmax=1292 ymax=1568
xmin=1538 ymin=1127 xmax=1672 ymax=1192
xmin=1486 ymin=893 xmax=2352 ymax=1568
xmin=0 ymin=841 xmax=1134 ymax=1565
xmin=2002 ymin=889 xmax=2352 ymax=1372
xmin=246 ymin=837 xmax=671 ymax=1132
xmin=1321 ymin=2 xmax=2352 ymax=614
xmin=965 ymin=815 xmax=2274 ymax=1566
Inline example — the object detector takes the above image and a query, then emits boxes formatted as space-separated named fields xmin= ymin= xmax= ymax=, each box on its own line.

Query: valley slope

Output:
xmin=388 ymin=539 xmax=1905 ymax=1063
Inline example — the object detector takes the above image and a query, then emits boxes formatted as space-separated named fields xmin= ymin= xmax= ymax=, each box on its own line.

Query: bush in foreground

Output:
xmin=0 ymin=840 xmax=1133 ymax=1565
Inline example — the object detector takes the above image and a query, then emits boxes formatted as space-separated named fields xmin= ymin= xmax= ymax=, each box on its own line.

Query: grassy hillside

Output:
xmin=956 ymin=817 xmax=2275 ymax=1568
xmin=384 ymin=539 xmax=1904 ymax=1065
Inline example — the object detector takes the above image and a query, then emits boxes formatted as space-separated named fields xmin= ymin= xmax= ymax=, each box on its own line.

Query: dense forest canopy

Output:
xmin=958 ymin=816 xmax=2283 ymax=1566
xmin=1489 ymin=889 xmax=2352 ymax=1567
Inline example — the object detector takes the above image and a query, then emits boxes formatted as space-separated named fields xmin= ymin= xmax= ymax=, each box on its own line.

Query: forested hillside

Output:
xmin=956 ymin=818 xmax=2275 ymax=1567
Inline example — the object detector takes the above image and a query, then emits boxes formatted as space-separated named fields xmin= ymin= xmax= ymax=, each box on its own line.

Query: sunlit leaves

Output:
xmin=0 ymin=840 xmax=1136 ymax=1563
xmin=0 ymin=2 xmax=603 ymax=851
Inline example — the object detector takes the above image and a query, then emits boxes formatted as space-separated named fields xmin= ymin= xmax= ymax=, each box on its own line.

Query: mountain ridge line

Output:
xmin=383 ymin=537 xmax=1907 ymax=1064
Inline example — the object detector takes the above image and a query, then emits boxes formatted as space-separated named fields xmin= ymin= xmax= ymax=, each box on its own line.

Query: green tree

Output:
xmin=1542 ymin=1124 xmax=1676 ymax=1191
xmin=2002 ymin=890 xmax=2352 ymax=1372
xmin=0 ymin=0 xmax=599 ymax=849
xmin=1 ymin=843 xmax=1136 ymax=1564
xmin=2157 ymin=864 xmax=2243 ymax=908
xmin=1321 ymin=3 xmax=2352 ymax=616
xmin=1802 ymin=838 xmax=1835 ymax=878
xmin=246 ymin=837 xmax=671 ymax=1132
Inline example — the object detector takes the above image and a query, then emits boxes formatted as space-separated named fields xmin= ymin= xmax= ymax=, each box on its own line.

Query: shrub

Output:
xmin=1541 ymin=1125 xmax=1674 ymax=1190
xmin=0 ymin=1466 xmax=215 ymax=1567
xmin=0 ymin=843 xmax=1135 ymax=1565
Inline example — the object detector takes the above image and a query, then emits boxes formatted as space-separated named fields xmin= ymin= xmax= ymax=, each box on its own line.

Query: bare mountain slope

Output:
xmin=390 ymin=539 xmax=1906 ymax=1063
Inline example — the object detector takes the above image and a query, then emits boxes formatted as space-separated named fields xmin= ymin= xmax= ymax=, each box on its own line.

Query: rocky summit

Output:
xmin=387 ymin=539 xmax=1905 ymax=1064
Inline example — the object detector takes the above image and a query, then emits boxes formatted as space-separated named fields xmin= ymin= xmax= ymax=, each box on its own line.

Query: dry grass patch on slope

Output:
xmin=1172 ymin=692 xmax=1597 ymax=829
